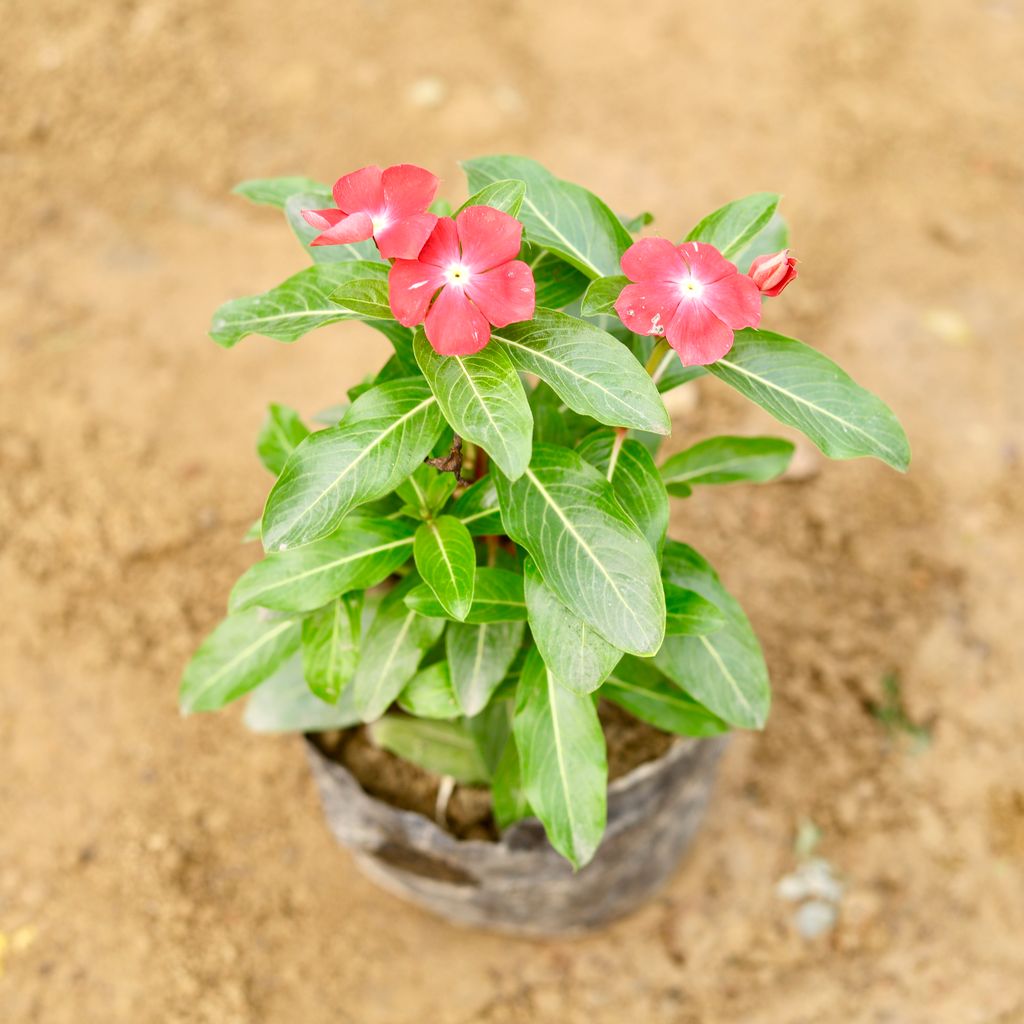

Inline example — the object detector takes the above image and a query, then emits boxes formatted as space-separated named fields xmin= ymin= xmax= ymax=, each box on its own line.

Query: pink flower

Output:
xmin=388 ymin=206 xmax=536 ymax=356
xmin=614 ymin=239 xmax=762 ymax=365
xmin=301 ymin=164 xmax=439 ymax=260
xmin=749 ymin=248 xmax=798 ymax=297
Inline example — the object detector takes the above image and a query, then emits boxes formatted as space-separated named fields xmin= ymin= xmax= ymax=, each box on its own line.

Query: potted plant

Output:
xmin=179 ymin=156 xmax=908 ymax=934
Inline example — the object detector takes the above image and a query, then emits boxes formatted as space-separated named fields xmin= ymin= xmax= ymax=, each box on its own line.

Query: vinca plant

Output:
xmin=180 ymin=156 xmax=909 ymax=868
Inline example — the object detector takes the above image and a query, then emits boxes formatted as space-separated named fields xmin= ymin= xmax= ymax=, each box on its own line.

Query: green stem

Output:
xmin=644 ymin=338 xmax=671 ymax=378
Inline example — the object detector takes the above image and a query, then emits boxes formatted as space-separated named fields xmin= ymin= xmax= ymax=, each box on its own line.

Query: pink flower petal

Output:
xmin=614 ymin=281 xmax=682 ymax=337
xmin=666 ymin=301 xmax=736 ymax=365
xmin=621 ymin=237 xmax=687 ymax=283
xmin=455 ymin=206 xmax=523 ymax=273
xmin=388 ymin=260 xmax=446 ymax=326
xmin=677 ymin=241 xmax=738 ymax=285
xmin=418 ymin=217 xmax=461 ymax=269
xmin=382 ymin=164 xmax=440 ymax=220
xmin=375 ymin=213 xmax=439 ymax=260
xmin=466 ymin=260 xmax=536 ymax=328
xmin=332 ymin=165 xmax=385 ymax=215
xmin=424 ymin=286 xmax=491 ymax=356
xmin=301 ymin=207 xmax=346 ymax=231
xmin=308 ymin=211 xmax=374 ymax=247
xmin=700 ymin=273 xmax=762 ymax=329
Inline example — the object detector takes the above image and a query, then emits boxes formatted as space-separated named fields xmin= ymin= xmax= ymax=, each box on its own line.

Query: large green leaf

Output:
xmin=456 ymin=178 xmax=526 ymax=217
xmin=514 ymin=647 xmax=607 ymax=868
xmin=601 ymin=656 xmax=728 ymax=737
xmin=686 ymin=193 xmax=780 ymax=260
xmin=231 ymin=517 xmax=415 ymax=612
xmin=244 ymin=656 xmax=361 ymax=733
xmin=491 ymin=733 xmax=531 ymax=829
xmin=413 ymin=331 xmax=532 ymax=479
xmin=256 ymin=403 xmax=310 ymax=476
xmin=351 ymin=578 xmax=446 ymax=722
xmin=495 ymin=444 xmax=665 ymax=656
xmin=180 ymin=610 xmax=301 ymax=713
xmin=283 ymin=190 xmax=386 ymax=265
xmin=301 ymin=593 xmax=362 ymax=702
xmin=660 ymin=435 xmax=794 ymax=494
xmin=654 ymin=542 xmax=770 ymax=729
xmin=329 ymin=277 xmax=392 ymax=320
xmin=398 ymin=662 xmax=461 ymax=719
xmin=494 ymin=309 xmax=669 ymax=435
xmin=413 ymin=516 xmax=477 ymax=621
xmin=522 ymin=245 xmax=590 ymax=310
xmin=448 ymin=475 xmax=502 ymax=535
xmin=708 ymin=330 xmax=910 ymax=471
xmin=210 ymin=262 xmax=389 ymax=347
xmin=664 ymin=583 xmax=726 ymax=636
xmin=369 ymin=716 xmax=490 ymax=785
xmin=577 ymin=428 xmax=669 ymax=553
xmin=405 ymin=567 xmax=527 ymax=623
xmin=262 ymin=378 xmax=444 ymax=550
xmin=462 ymin=156 xmax=632 ymax=278
xmin=233 ymin=176 xmax=326 ymax=208
xmin=522 ymin=558 xmax=621 ymax=694
xmin=446 ymin=620 xmax=526 ymax=716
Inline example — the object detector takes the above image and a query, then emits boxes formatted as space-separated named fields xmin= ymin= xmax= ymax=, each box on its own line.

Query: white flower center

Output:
xmin=445 ymin=263 xmax=472 ymax=288
xmin=371 ymin=215 xmax=391 ymax=235
xmin=679 ymin=276 xmax=703 ymax=299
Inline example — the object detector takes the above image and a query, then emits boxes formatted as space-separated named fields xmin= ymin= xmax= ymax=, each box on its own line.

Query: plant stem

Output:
xmin=644 ymin=338 xmax=672 ymax=380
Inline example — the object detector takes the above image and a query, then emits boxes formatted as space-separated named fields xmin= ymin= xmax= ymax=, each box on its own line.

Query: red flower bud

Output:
xmin=748 ymin=249 xmax=798 ymax=297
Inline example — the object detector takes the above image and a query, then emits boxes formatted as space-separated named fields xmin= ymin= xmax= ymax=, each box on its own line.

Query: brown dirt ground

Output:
xmin=2 ymin=1 xmax=1023 ymax=1021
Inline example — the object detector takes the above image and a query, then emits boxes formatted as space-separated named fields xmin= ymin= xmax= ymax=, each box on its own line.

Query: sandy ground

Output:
xmin=2 ymin=1 xmax=1024 ymax=1021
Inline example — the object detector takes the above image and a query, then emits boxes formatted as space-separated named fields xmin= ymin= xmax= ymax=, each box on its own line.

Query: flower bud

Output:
xmin=749 ymin=249 xmax=798 ymax=297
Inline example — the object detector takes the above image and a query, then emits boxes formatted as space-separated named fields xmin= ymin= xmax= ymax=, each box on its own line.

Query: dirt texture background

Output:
xmin=2 ymin=1 xmax=1023 ymax=1021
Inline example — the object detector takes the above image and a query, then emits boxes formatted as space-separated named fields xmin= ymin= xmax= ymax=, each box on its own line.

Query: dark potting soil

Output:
xmin=311 ymin=703 xmax=675 ymax=842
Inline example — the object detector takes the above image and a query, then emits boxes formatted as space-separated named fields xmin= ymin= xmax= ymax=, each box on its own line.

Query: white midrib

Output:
xmin=454 ymin=356 xmax=513 ymax=465
xmin=523 ymin=467 xmax=646 ymax=639
xmin=279 ymin=395 xmax=437 ymax=537
xmin=546 ymin=666 xmax=580 ymax=851
xmin=698 ymin=635 xmax=754 ymax=718
xmin=606 ymin=676 xmax=697 ymax=712
xmin=714 ymin=356 xmax=900 ymax=464
xmin=427 ymin=521 xmax=458 ymax=592
xmin=186 ymin=619 xmax=294 ymax=709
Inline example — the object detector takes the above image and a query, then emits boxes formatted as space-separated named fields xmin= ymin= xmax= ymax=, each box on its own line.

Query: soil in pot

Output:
xmin=310 ymin=702 xmax=676 ymax=842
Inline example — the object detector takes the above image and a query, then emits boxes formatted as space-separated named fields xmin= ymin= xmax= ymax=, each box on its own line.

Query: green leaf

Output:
xmin=351 ymin=577 xmax=446 ymax=722
xmin=580 ymin=275 xmax=628 ymax=317
xmin=398 ymin=661 xmax=461 ymax=719
xmin=631 ymin=335 xmax=707 ymax=394
xmin=210 ymin=262 xmax=389 ymax=347
xmin=233 ymin=176 xmax=326 ymax=208
xmin=494 ymin=309 xmax=669 ymax=435
xmin=180 ymin=610 xmax=301 ymax=713
xmin=735 ymin=211 xmax=789 ymax=272
xmin=465 ymin=698 xmax=514 ymax=776
xmin=262 ymin=377 xmax=444 ymax=550
xmin=445 ymin=620 xmax=526 ymax=716
xmin=654 ymin=542 xmax=770 ymax=729
xmin=495 ymin=444 xmax=665 ymax=656
xmin=528 ymin=380 xmax=599 ymax=446
xmin=301 ymin=593 xmax=362 ymax=702
xmin=686 ymin=192 xmax=780 ymax=260
xmin=329 ymin=276 xmax=392 ymax=319
xmin=231 ymin=517 xmax=416 ymax=612
xmin=523 ymin=245 xmax=590 ymax=310
xmin=369 ymin=716 xmax=490 ymax=785
xmin=660 ymin=435 xmax=795 ymax=494
xmin=601 ymin=656 xmax=728 ymax=737
xmin=405 ymin=567 xmax=527 ymax=623
xmin=664 ymin=583 xmax=726 ymax=636
xmin=492 ymin=733 xmax=531 ymax=829
xmin=413 ymin=516 xmax=477 ymax=621
xmin=577 ymin=428 xmax=669 ymax=553
xmin=462 ymin=155 xmax=631 ymax=278
xmin=620 ymin=210 xmax=654 ymax=233
xmin=256 ymin=403 xmax=310 ymax=476
xmin=449 ymin=475 xmax=502 ymax=535
xmin=283 ymin=190 xmax=385 ymax=265
xmin=244 ymin=656 xmax=361 ymax=733
xmin=413 ymin=331 xmax=533 ymax=479
xmin=523 ymin=558 xmax=621 ymax=694
xmin=514 ymin=647 xmax=607 ymax=868
xmin=456 ymin=178 xmax=527 ymax=217
xmin=708 ymin=330 xmax=910 ymax=471
xmin=396 ymin=464 xmax=459 ymax=519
